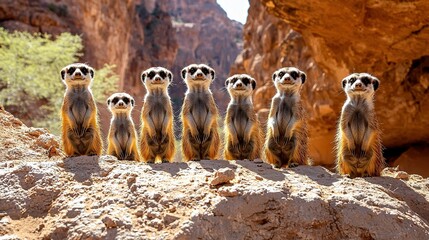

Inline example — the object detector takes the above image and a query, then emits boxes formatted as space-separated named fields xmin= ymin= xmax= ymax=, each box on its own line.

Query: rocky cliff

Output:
xmin=1 ymin=109 xmax=429 ymax=239
xmin=233 ymin=0 xmax=429 ymax=171
xmin=0 ymin=0 xmax=242 ymax=133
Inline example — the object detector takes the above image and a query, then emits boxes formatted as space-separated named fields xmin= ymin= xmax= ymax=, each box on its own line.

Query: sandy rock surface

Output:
xmin=1 ymin=99 xmax=429 ymax=239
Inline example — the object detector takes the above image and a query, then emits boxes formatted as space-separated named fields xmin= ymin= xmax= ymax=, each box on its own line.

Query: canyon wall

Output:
xmin=0 ymin=0 xmax=242 ymax=134
xmin=233 ymin=0 xmax=429 ymax=169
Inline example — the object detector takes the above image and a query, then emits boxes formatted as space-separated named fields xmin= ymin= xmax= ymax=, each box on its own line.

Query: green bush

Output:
xmin=0 ymin=28 xmax=118 ymax=134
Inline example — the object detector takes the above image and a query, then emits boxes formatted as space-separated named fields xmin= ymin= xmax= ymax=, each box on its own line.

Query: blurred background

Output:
xmin=0 ymin=0 xmax=428 ymax=176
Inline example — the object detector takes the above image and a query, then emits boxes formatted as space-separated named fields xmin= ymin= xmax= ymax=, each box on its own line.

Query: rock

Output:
xmin=394 ymin=171 xmax=409 ymax=180
xmin=394 ymin=145 xmax=429 ymax=178
xmin=102 ymin=216 xmax=117 ymax=228
xmin=233 ymin=0 xmax=429 ymax=168
xmin=210 ymin=168 xmax=236 ymax=186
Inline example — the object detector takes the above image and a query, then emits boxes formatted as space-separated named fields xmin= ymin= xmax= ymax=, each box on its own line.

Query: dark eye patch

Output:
xmin=111 ymin=97 xmax=119 ymax=105
xmin=241 ymin=77 xmax=250 ymax=85
xmin=278 ymin=71 xmax=285 ymax=78
xmin=200 ymin=67 xmax=209 ymax=75
xmin=189 ymin=67 xmax=197 ymax=75
xmin=349 ymin=77 xmax=357 ymax=84
xmin=148 ymin=71 xmax=155 ymax=79
xmin=79 ymin=67 xmax=88 ymax=75
xmin=360 ymin=77 xmax=371 ymax=85
xmin=122 ymin=97 xmax=130 ymax=105
xmin=231 ymin=78 xmax=238 ymax=84
xmin=67 ymin=67 xmax=76 ymax=75
xmin=158 ymin=71 xmax=167 ymax=79
xmin=290 ymin=71 xmax=298 ymax=79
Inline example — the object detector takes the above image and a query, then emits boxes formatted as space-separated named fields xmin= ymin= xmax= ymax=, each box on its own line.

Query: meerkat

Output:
xmin=140 ymin=67 xmax=175 ymax=163
xmin=336 ymin=73 xmax=384 ymax=177
xmin=180 ymin=64 xmax=220 ymax=161
xmin=264 ymin=67 xmax=308 ymax=168
xmin=60 ymin=63 xmax=102 ymax=156
xmin=224 ymin=74 xmax=262 ymax=160
xmin=106 ymin=93 xmax=140 ymax=161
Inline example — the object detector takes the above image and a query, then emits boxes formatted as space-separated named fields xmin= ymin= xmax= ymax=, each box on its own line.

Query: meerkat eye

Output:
xmin=278 ymin=71 xmax=285 ymax=78
xmin=290 ymin=71 xmax=298 ymax=79
xmin=361 ymin=77 xmax=371 ymax=85
xmin=231 ymin=77 xmax=238 ymax=83
xmin=79 ymin=67 xmax=88 ymax=75
xmin=158 ymin=71 xmax=167 ymax=79
xmin=241 ymin=77 xmax=250 ymax=85
xmin=189 ymin=67 xmax=197 ymax=75
xmin=67 ymin=67 xmax=76 ymax=75
xmin=111 ymin=97 xmax=119 ymax=105
xmin=200 ymin=67 xmax=209 ymax=75
xmin=148 ymin=71 xmax=155 ymax=79
xmin=122 ymin=97 xmax=130 ymax=105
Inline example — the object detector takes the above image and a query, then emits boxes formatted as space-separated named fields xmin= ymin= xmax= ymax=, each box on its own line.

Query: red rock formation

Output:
xmin=233 ymin=0 xmax=429 ymax=168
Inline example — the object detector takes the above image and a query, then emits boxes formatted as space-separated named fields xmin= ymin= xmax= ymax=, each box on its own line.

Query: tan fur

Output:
xmin=107 ymin=93 xmax=140 ymax=161
xmin=264 ymin=67 xmax=308 ymax=168
xmin=60 ymin=63 xmax=102 ymax=157
xmin=223 ymin=74 xmax=262 ymax=160
xmin=139 ymin=67 xmax=175 ymax=163
xmin=336 ymin=73 xmax=384 ymax=177
xmin=180 ymin=64 xmax=220 ymax=161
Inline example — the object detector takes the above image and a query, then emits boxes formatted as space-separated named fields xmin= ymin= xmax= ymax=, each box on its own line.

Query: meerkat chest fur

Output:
xmin=229 ymin=102 xmax=252 ymax=138
xmin=67 ymin=87 xmax=92 ymax=126
xmin=275 ymin=94 xmax=299 ymax=136
xmin=188 ymin=92 xmax=210 ymax=130
xmin=112 ymin=114 xmax=132 ymax=149
xmin=343 ymin=97 xmax=373 ymax=147
xmin=145 ymin=94 xmax=169 ymax=131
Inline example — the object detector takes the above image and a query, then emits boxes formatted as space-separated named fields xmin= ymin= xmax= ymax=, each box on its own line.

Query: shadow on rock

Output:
xmin=234 ymin=160 xmax=286 ymax=181
xmin=63 ymin=156 xmax=101 ymax=183
xmin=197 ymin=160 xmax=236 ymax=173
xmin=296 ymin=165 xmax=340 ymax=186
xmin=365 ymin=176 xmax=429 ymax=222
xmin=147 ymin=162 xmax=189 ymax=176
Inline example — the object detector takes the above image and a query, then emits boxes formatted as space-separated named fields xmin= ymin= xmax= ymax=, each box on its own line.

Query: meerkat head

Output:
xmin=272 ymin=67 xmax=306 ymax=93
xmin=181 ymin=64 xmax=215 ymax=90
xmin=141 ymin=67 xmax=173 ymax=92
xmin=342 ymin=73 xmax=380 ymax=98
xmin=60 ymin=63 xmax=94 ymax=88
xmin=225 ymin=74 xmax=256 ymax=99
xmin=107 ymin=92 xmax=135 ymax=114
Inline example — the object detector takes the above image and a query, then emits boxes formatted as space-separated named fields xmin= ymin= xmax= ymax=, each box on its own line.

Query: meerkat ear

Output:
xmin=210 ymin=69 xmax=215 ymax=81
xmin=225 ymin=79 xmax=230 ymax=86
xmin=372 ymin=78 xmax=380 ymax=91
xmin=131 ymin=98 xmax=135 ymax=106
xmin=300 ymin=72 xmax=306 ymax=84
xmin=107 ymin=98 xmax=111 ymax=105
xmin=251 ymin=79 xmax=256 ymax=90
xmin=89 ymin=68 xmax=95 ymax=79
xmin=168 ymin=72 xmax=173 ymax=82
xmin=60 ymin=69 xmax=66 ymax=81
xmin=272 ymin=73 xmax=277 ymax=81
xmin=181 ymin=68 xmax=187 ymax=79
xmin=141 ymin=72 xmax=147 ymax=83
xmin=342 ymin=78 xmax=348 ymax=89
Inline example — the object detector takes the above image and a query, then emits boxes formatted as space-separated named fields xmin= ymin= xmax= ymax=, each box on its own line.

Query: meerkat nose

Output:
xmin=75 ymin=72 xmax=81 ymax=77
xmin=355 ymin=82 xmax=362 ymax=88
xmin=118 ymin=102 xmax=124 ymax=106
xmin=196 ymin=73 xmax=203 ymax=78
xmin=236 ymin=83 xmax=242 ymax=87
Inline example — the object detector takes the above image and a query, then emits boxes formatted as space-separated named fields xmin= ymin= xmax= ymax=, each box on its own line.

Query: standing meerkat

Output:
xmin=180 ymin=64 xmax=220 ymax=161
xmin=60 ymin=63 xmax=102 ymax=157
xmin=336 ymin=73 xmax=384 ymax=177
xmin=264 ymin=67 xmax=308 ymax=168
xmin=140 ymin=67 xmax=175 ymax=163
xmin=107 ymin=93 xmax=140 ymax=161
xmin=224 ymin=74 xmax=262 ymax=160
